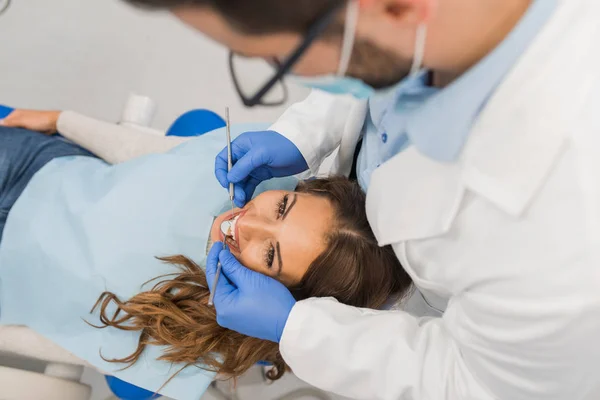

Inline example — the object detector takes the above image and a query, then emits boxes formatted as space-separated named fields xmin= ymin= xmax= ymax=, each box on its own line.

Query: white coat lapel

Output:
xmin=366 ymin=146 xmax=465 ymax=246
xmin=366 ymin=0 xmax=590 ymax=245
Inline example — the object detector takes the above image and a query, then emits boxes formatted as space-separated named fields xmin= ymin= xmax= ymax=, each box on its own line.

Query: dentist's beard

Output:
xmin=346 ymin=38 xmax=415 ymax=89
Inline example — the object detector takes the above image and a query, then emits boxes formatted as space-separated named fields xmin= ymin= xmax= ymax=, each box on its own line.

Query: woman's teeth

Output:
xmin=229 ymin=214 xmax=240 ymax=243
xmin=220 ymin=214 xmax=240 ymax=248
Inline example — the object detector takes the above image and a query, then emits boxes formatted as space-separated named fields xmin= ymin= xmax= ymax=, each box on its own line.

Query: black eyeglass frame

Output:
xmin=0 ymin=0 xmax=11 ymax=15
xmin=228 ymin=0 xmax=347 ymax=107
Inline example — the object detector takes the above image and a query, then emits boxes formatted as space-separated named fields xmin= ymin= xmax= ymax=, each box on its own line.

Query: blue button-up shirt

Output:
xmin=357 ymin=0 xmax=557 ymax=190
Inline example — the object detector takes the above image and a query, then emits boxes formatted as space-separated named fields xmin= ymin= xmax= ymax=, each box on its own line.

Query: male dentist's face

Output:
xmin=172 ymin=5 xmax=418 ymax=89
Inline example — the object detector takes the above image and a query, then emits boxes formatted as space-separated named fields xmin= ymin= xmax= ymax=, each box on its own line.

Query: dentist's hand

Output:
xmin=206 ymin=242 xmax=296 ymax=343
xmin=215 ymin=131 xmax=308 ymax=207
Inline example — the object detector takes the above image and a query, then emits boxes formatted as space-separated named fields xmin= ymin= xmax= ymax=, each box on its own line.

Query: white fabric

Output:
xmin=57 ymin=111 xmax=189 ymax=164
xmin=269 ymin=91 xmax=366 ymax=177
xmin=275 ymin=1 xmax=600 ymax=399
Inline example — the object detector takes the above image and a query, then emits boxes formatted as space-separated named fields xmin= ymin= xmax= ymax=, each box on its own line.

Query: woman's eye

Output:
xmin=264 ymin=244 xmax=275 ymax=268
xmin=275 ymin=194 xmax=289 ymax=219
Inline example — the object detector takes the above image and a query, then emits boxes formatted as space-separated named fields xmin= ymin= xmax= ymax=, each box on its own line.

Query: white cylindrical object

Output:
xmin=120 ymin=93 xmax=157 ymax=128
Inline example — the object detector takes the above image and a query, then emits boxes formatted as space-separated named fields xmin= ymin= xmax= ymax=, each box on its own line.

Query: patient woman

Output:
xmin=0 ymin=109 xmax=413 ymax=392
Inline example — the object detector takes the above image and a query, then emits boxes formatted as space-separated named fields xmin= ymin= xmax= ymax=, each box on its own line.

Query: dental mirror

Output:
xmin=220 ymin=220 xmax=231 ymax=236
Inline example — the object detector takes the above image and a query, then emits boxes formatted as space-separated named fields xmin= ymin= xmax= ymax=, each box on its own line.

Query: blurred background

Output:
xmin=0 ymin=0 xmax=309 ymax=129
xmin=0 ymin=0 xmax=344 ymax=399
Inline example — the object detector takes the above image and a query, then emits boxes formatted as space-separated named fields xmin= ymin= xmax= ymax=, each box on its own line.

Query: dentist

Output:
xmin=125 ymin=0 xmax=600 ymax=399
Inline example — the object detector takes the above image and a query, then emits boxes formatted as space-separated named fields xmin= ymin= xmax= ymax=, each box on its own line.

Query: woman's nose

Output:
xmin=236 ymin=213 xmax=276 ymax=243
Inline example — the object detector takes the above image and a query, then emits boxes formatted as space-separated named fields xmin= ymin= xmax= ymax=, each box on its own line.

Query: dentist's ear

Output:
xmin=353 ymin=0 xmax=436 ymax=59
xmin=357 ymin=0 xmax=437 ymax=24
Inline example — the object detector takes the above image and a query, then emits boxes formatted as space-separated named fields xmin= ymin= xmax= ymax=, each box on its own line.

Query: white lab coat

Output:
xmin=270 ymin=1 xmax=600 ymax=399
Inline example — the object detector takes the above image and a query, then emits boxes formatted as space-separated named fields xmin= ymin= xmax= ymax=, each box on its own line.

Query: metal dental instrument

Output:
xmin=226 ymin=107 xmax=235 ymax=210
xmin=208 ymin=107 xmax=235 ymax=307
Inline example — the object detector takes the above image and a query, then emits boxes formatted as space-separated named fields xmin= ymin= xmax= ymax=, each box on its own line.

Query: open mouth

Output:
xmin=220 ymin=210 xmax=244 ymax=251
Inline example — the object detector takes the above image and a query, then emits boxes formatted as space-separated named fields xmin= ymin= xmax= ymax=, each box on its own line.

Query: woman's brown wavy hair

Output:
xmin=91 ymin=177 xmax=412 ymax=381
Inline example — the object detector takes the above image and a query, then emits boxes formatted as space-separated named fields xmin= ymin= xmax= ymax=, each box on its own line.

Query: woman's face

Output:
xmin=210 ymin=190 xmax=333 ymax=285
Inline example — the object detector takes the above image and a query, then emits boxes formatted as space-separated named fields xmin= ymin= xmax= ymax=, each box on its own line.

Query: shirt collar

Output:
xmin=390 ymin=0 xmax=558 ymax=162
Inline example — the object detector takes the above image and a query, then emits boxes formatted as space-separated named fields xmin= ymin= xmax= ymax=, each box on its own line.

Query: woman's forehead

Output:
xmin=277 ymin=194 xmax=333 ymax=283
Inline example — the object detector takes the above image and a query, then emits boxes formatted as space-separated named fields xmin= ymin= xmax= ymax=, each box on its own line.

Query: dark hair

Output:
xmin=92 ymin=177 xmax=412 ymax=382
xmin=123 ymin=0 xmax=344 ymax=35
xmin=291 ymin=177 xmax=410 ymax=308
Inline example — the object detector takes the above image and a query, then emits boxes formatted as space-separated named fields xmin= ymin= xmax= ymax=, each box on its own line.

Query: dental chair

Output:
xmin=0 ymin=100 xmax=331 ymax=400
xmin=0 ymin=103 xmax=93 ymax=399
xmin=0 ymin=102 xmax=226 ymax=400
xmin=0 ymin=326 xmax=93 ymax=400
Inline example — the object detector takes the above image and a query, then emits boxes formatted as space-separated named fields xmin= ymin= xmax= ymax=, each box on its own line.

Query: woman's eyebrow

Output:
xmin=276 ymin=242 xmax=283 ymax=276
xmin=282 ymin=194 xmax=298 ymax=220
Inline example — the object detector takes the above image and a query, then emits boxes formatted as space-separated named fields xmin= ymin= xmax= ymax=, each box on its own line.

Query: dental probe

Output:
xmin=208 ymin=108 xmax=235 ymax=307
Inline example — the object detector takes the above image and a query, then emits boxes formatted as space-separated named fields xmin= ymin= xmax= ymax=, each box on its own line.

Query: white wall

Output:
xmin=0 ymin=0 xmax=309 ymax=130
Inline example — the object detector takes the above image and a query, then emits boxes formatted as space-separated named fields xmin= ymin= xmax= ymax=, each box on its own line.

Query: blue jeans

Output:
xmin=0 ymin=127 xmax=94 ymax=241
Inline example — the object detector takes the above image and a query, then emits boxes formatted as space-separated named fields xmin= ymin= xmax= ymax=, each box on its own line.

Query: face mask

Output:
xmin=291 ymin=75 xmax=376 ymax=99
xmin=290 ymin=0 xmax=428 ymax=100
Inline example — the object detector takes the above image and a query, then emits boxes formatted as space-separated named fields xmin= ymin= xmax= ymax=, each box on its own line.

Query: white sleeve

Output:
xmin=280 ymin=298 xmax=493 ymax=400
xmin=57 ymin=111 xmax=190 ymax=164
xmin=269 ymin=90 xmax=360 ymax=175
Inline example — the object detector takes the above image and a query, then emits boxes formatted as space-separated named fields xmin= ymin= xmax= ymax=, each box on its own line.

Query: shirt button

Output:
xmin=381 ymin=133 xmax=388 ymax=143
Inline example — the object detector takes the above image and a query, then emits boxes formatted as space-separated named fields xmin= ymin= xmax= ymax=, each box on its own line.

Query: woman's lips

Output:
xmin=219 ymin=209 xmax=247 ymax=252
xmin=219 ymin=230 xmax=239 ymax=252
xmin=233 ymin=210 xmax=247 ymax=249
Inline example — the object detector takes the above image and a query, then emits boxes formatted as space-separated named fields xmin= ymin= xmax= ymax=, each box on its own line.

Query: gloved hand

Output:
xmin=215 ymin=130 xmax=308 ymax=207
xmin=206 ymin=242 xmax=296 ymax=343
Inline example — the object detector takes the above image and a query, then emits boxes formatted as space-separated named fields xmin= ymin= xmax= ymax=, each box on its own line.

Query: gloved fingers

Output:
xmin=215 ymin=147 xmax=230 ymax=188
xmin=233 ymin=184 xmax=246 ymax=207
xmin=205 ymin=241 xmax=224 ymax=289
xmin=243 ymin=177 xmax=262 ymax=204
xmin=227 ymin=148 xmax=268 ymax=184
xmin=218 ymin=248 xmax=259 ymax=289
xmin=215 ymin=132 xmax=253 ymax=186
xmin=206 ymin=242 xmax=238 ymax=303
xmin=215 ymin=167 xmax=229 ymax=190
xmin=229 ymin=135 xmax=253 ymax=163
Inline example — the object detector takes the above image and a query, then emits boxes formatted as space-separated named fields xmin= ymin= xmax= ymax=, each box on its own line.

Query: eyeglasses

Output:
xmin=228 ymin=0 xmax=347 ymax=108
xmin=0 ymin=0 xmax=11 ymax=15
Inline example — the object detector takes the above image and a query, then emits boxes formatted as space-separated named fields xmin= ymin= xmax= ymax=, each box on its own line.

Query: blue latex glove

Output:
xmin=215 ymin=131 xmax=308 ymax=207
xmin=205 ymin=242 xmax=296 ymax=343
